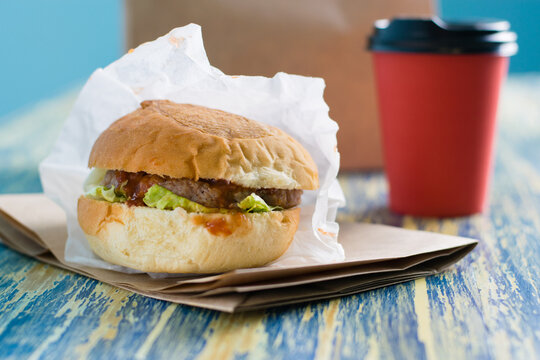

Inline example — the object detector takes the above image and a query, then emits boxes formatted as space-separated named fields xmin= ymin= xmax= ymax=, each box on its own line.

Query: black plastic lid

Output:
xmin=368 ymin=17 xmax=518 ymax=56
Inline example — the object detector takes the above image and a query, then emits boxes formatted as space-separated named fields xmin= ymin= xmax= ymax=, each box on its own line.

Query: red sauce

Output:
xmin=104 ymin=170 xmax=161 ymax=206
xmin=192 ymin=214 xmax=247 ymax=237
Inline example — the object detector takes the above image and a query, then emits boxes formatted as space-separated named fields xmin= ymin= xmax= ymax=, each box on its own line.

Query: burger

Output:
xmin=77 ymin=100 xmax=318 ymax=273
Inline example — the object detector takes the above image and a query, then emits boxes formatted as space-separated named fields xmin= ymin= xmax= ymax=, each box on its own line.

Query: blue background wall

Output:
xmin=0 ymin=1 xmax=538 ymax=119
xmin=0 ymin=0 xmax=123 ymax=119
xmin=438 ymin=0 xmax=540 ymax=73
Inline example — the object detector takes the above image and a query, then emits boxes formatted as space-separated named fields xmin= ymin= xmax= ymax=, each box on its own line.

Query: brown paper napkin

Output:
xmin=0 ymin=194 xmax=477 ymax=312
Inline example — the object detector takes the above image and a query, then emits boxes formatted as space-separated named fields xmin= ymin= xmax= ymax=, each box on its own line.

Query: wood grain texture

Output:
xmin=0 ymin=76 xmax=539 ymax=359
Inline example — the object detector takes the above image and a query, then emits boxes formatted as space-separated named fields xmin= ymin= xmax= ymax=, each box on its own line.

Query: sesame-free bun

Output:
xmin=88 ymin=100 xmax=318 ymax=190
xmin=77 ymin=196 xmax=300 ymax=273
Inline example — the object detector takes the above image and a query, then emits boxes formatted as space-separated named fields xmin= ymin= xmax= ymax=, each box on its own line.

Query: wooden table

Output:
xmin=1 ymin=76 xmax=539 ymax=359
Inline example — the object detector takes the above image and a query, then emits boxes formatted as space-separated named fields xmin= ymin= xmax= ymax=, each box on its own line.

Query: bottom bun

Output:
xmin=77 ymin=196 xmax=300 ymax=273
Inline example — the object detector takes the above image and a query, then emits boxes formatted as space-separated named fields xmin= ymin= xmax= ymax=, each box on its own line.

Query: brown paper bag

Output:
xmin=125 ymin=0 xmax=433 ymax=169
xmin=0 ymin=194 xmax=476 ymax=312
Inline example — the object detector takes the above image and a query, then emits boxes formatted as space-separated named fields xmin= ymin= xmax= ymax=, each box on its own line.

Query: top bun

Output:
xmin=88 ymin=100 xmax=318 ymax=190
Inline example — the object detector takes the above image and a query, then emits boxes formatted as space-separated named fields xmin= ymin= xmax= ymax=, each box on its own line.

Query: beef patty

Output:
xmin=102 ymin=170 xmax=303 ymax=209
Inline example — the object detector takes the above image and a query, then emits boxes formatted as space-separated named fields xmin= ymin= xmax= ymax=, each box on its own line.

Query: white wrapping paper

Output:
xmin=39 ymin=24 xmax=345 ymax=273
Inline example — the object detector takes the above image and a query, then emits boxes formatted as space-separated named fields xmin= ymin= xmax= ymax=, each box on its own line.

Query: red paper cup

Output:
xmin=368 ymin=18 xmax=517 ymax=217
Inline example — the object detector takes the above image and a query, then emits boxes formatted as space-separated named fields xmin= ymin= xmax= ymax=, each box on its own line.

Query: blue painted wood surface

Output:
xmin=0 ymin=76 xmax=539 ymax=359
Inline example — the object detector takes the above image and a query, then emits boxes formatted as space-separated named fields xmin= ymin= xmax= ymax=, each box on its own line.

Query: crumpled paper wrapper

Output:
xmin=39 ymin=24 xmax=345 ymax=273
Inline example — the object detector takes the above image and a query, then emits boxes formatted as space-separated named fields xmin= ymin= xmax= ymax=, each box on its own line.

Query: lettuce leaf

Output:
xmin=86 ymin=185 xmax=126 ymax=203
xmin=83 ymin=168 xmax=108 ymax=193
xmin=237 ymin=193 xmax=282 ymax=213
xmin=143 ymin=185 xmax=225 ymax=213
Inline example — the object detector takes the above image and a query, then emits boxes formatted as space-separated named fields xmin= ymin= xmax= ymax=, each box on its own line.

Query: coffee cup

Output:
xmin=368 ymin=17 xmax=517 ymax=217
